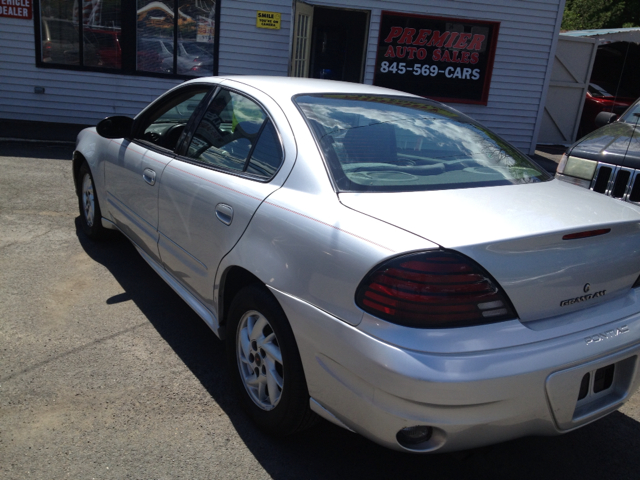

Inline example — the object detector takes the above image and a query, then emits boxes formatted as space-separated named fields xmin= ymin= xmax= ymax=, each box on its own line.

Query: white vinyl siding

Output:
xmin=218 ymin=1 xmax=291 ymax=76
xmin=215 ymin=0 xmax=566 ymax=152
xmin=0 ymin=0 xmax=564 ymax=153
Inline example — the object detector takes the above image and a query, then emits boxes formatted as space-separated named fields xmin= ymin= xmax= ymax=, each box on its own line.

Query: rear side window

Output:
xmin=186 ymin=89 xmax=283 ymax=179
xmin=246 ymin=121 xmax=283 ymax=178
xmin=295 ymin=94 xmax=550 ymax=192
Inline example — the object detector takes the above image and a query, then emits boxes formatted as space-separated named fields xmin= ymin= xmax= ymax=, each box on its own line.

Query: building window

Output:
xmin=35 ymin=0 xmax=218 ymax=78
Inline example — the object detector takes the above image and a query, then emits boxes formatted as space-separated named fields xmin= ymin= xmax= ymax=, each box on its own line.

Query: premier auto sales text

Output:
xmin=379 ymin=26 xmax=486 ymax=80
xmin=382 ymin=26 xmax=485 ymax=64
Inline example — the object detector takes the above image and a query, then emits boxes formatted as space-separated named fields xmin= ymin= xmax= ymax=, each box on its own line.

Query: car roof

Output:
xmin=184 ymin=76 xmax=421 ymax=102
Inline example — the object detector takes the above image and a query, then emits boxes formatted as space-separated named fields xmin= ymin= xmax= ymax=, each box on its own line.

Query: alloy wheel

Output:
xmin=236 ymin=310 xmax=284 ymax=410
xmin=81 ymin=173 xmax=95 ymax=227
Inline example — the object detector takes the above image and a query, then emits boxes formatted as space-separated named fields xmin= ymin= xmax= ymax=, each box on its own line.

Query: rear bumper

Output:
xmin=271 ymin=288 xmax=640 ymax=453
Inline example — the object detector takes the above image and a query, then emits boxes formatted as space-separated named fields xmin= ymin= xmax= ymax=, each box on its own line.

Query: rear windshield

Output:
xmin=294 ymin=94 xmax=550 ymax=192
xmin=588 ymin=83 xmax=634 ymax=98
xmin=620 ymin=100 xmax=640 ymax=124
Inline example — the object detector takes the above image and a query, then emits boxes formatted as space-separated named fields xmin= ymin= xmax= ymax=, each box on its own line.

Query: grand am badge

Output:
xmin=560 ymin=289 xmax=606 ymax=307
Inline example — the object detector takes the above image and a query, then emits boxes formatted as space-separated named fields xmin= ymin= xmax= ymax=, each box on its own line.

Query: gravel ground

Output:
xmin=1 ymin=143 xmax=640 ymax=480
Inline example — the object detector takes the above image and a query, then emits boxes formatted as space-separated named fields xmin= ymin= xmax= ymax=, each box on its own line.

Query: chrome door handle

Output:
xmin=215 ymin=203 xmax=233 ymax=225
xmin=143 ymin=168 xmax=156 ymax=186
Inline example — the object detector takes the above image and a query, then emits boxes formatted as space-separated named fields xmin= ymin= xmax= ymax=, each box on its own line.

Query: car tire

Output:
xmin=226 ymin=285 xmax=317 ymax=436
xmin=77 ymin=162 xmax=108 ymax=240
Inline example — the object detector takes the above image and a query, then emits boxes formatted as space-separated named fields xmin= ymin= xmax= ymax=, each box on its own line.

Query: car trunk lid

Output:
xmin=339 ymin=180 xmax=640 ymax=322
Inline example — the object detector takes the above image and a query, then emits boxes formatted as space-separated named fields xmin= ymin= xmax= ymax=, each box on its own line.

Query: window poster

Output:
xmin=373 ymin=11 xmax=500 ymax=105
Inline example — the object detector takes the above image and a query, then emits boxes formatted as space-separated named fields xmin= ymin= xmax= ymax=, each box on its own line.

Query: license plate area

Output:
xmin=546 ymin=355 xmax=638 ymax=430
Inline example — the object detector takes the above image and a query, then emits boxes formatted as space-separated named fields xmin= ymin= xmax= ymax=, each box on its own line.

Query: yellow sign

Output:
xmin=256 ymin=11 xmax=281 ymax=30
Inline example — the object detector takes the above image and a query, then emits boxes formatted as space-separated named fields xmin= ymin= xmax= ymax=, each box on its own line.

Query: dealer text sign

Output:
xmin=0 ymin=0 xmax=31 ymax=19
xmin=374 ymin=12 xmax=499 ymax=105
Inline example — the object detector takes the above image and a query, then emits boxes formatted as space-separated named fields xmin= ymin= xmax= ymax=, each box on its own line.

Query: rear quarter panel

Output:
xmin=216 ymin=149 xmax=437 ymax=327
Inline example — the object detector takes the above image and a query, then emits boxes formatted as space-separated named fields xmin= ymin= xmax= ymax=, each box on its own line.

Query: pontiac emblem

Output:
xmin=584 ymin=325 xmax=629 ymax=345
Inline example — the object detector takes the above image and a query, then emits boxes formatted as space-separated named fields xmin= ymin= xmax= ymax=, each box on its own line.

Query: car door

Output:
xmin=104 ymin=85 xmax=212 ymax=263
xmin=157 ymin=85 xmax=288 ymax=308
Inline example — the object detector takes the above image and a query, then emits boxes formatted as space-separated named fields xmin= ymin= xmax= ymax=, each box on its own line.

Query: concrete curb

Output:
xmin=0 ymin=119 xmax=89 ymax=145
xmin=0 ymin=137 xmax=76 ymax=145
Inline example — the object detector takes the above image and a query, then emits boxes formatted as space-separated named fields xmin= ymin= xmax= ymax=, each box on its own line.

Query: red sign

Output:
xmin=0 ymin=0 xmax=32 ymax=20
xmin=373 ymin=12 xmax=499 ymax=105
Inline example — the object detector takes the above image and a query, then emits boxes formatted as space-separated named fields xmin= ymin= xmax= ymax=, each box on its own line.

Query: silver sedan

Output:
xmin=73 ymin=76 xmax=640 ymax=453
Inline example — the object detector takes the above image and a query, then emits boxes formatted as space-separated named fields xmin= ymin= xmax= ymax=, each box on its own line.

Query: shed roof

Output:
xmin=561 ymin=28 xmax=640 ymax=44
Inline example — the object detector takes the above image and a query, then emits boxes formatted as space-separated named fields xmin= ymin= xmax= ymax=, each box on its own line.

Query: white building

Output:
xmin=0 ymin=0 xmax=567 ymax=154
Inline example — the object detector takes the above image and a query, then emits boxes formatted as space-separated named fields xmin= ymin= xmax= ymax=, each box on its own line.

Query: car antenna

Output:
xmin=612 ymin=41 xmax=631 ymax=106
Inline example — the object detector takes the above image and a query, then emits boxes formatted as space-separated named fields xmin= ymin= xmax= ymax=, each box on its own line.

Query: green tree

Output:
xmin=562 ymin=0 xmax=640 ymax=30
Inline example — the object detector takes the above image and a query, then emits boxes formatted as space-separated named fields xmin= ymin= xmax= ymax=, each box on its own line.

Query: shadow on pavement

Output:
xmin=75 ymin=219 xmax=640 ymax=480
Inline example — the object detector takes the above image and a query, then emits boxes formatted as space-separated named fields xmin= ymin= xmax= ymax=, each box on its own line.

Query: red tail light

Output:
xmin=562 ymin=229 xmax=610 ymax=240
xmin=355 ymin=250 xmax=517 ymax=328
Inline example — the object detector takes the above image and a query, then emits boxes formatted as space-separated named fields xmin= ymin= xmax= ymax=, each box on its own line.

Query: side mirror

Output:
xmin=594 ymin=111 xmax=617 ymax=128
xmin=96 ymin=116 xmax=134 ymax=139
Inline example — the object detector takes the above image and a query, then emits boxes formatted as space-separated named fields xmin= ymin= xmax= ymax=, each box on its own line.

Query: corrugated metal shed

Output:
xmin=562 ymin=27 xmax=640 ymax=44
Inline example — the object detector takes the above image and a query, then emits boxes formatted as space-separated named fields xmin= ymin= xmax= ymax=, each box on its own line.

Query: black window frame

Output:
xmin=33 ymin=0 xmax=220 ymax=79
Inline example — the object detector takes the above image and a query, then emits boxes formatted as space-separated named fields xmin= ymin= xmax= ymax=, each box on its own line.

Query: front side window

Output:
xmin=36 ymin=0 xmax=217 ymax=78
xmin=295 ymin=94 xmax=550 ymax=192
xmin=186 ymin=90 xmax=283 ymax=179
xmin=136 ymin=88 xmax=210 ymax=151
